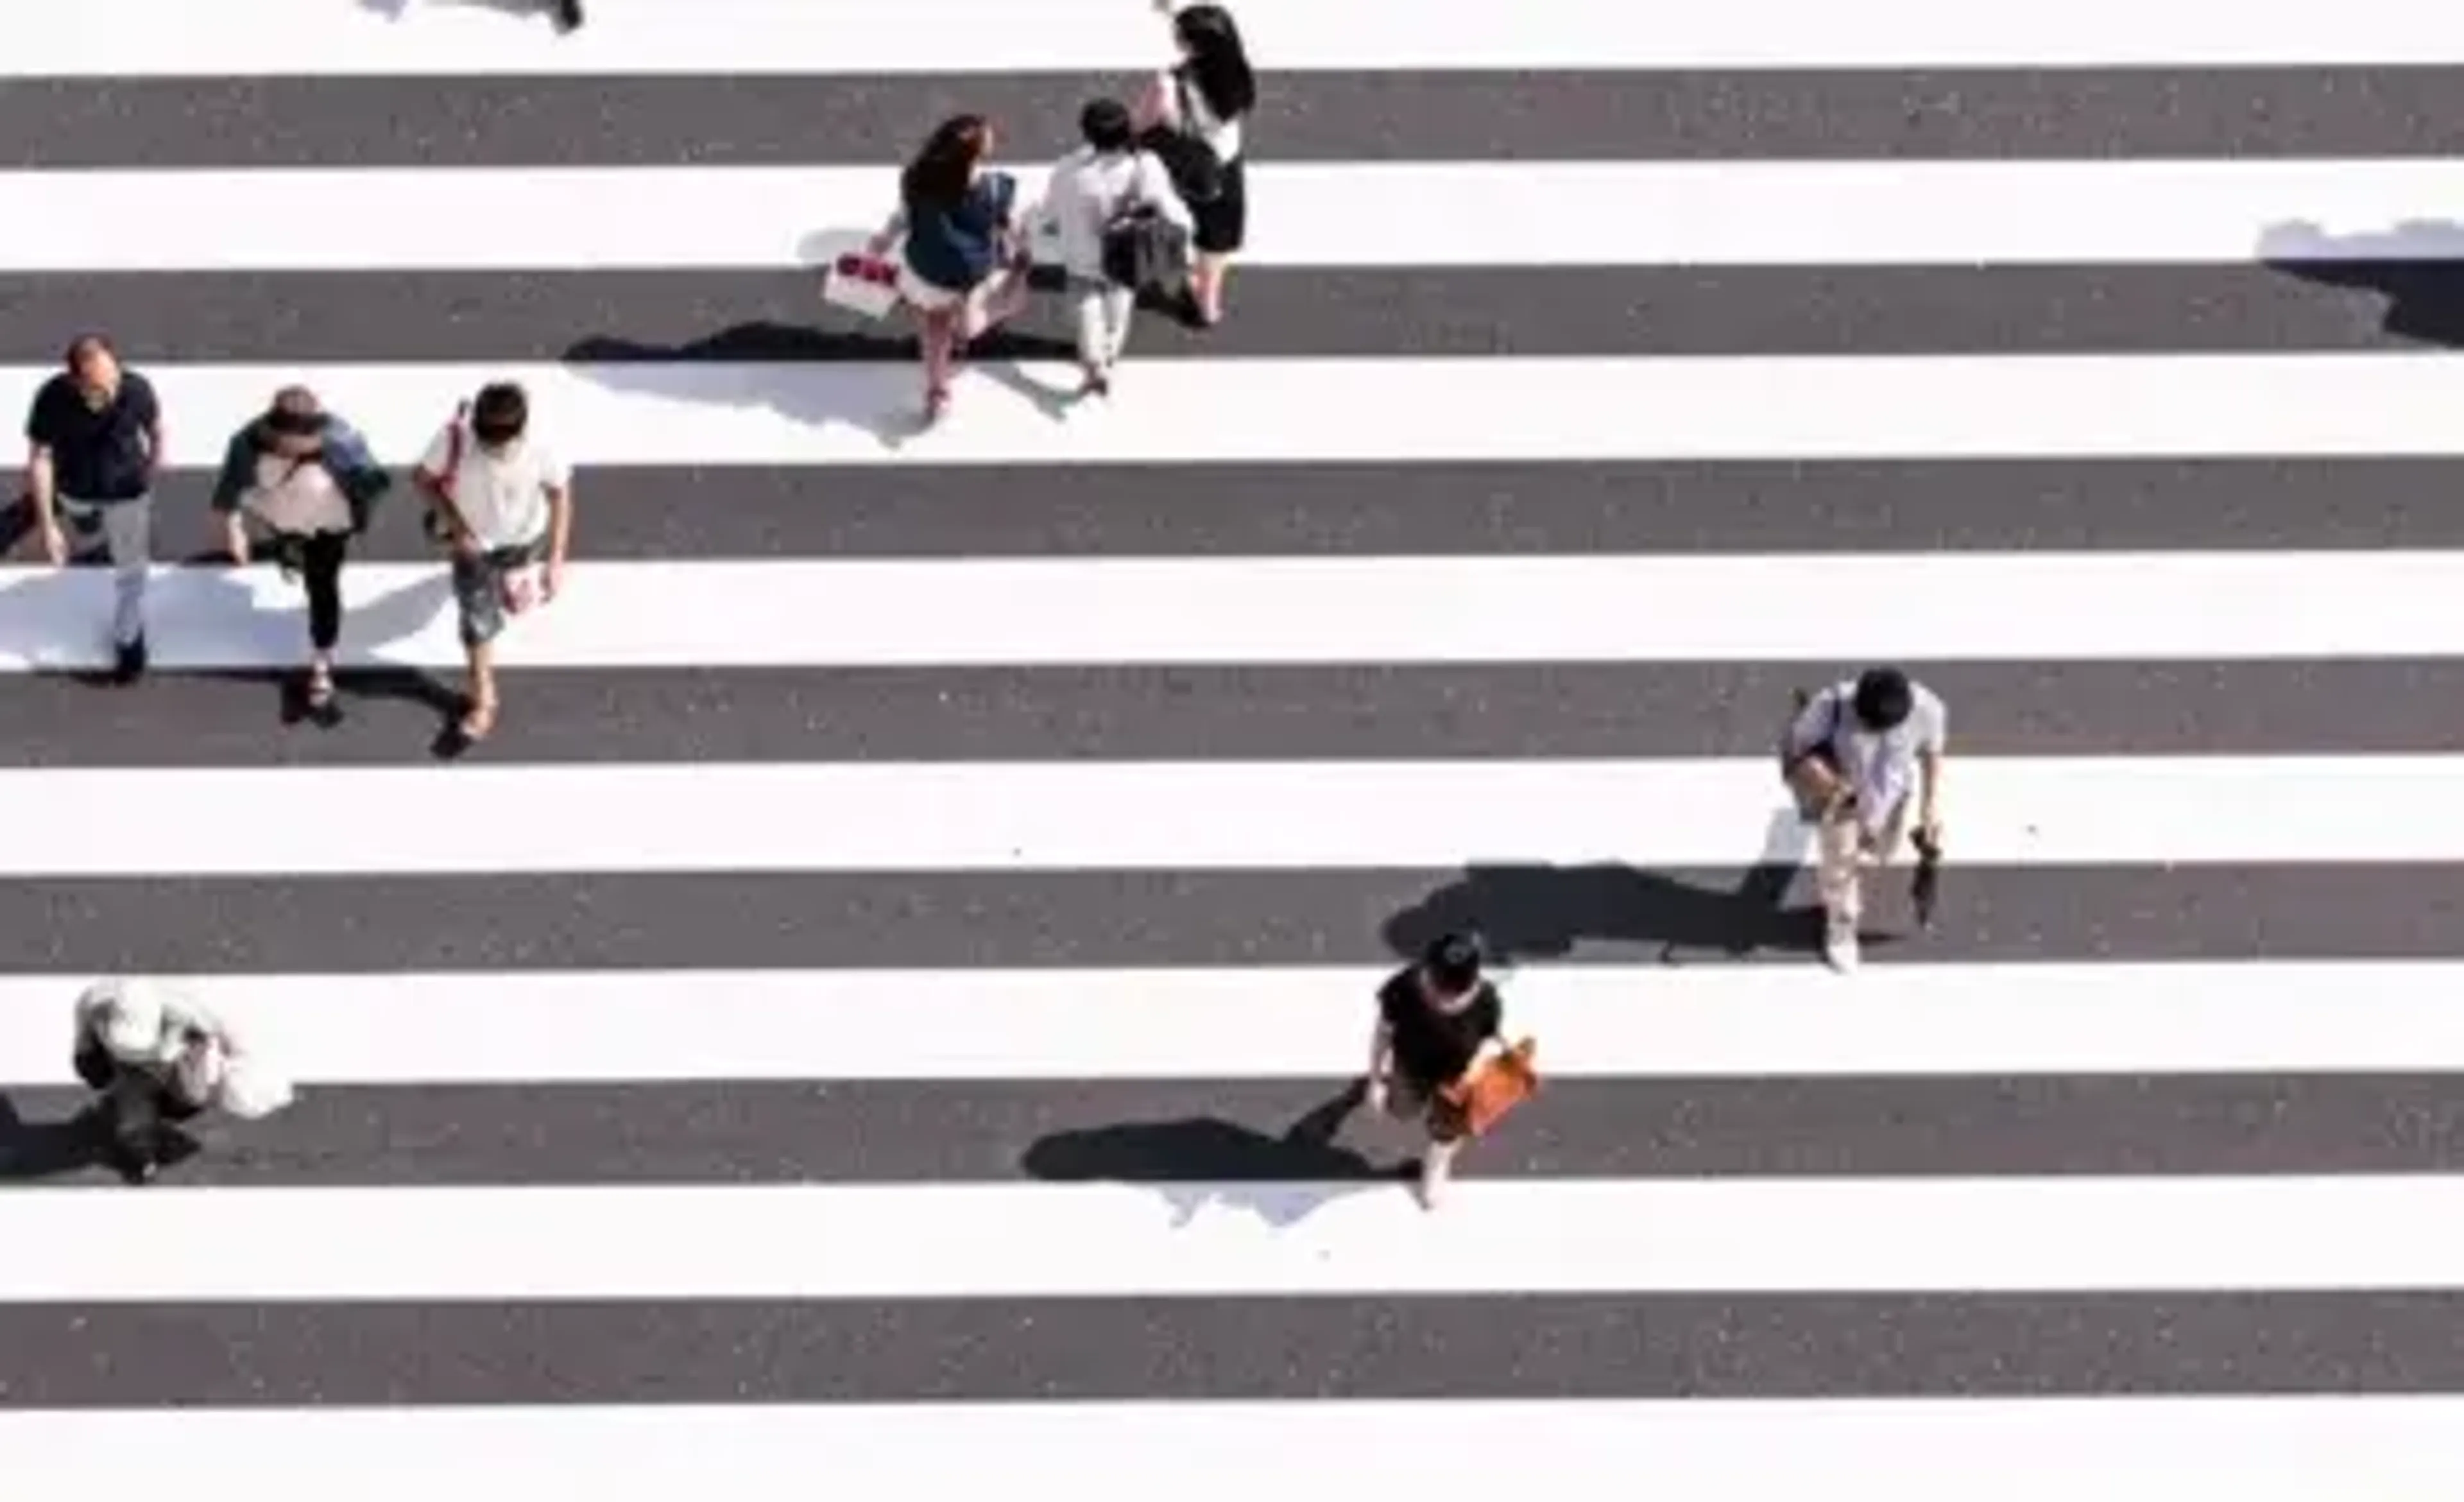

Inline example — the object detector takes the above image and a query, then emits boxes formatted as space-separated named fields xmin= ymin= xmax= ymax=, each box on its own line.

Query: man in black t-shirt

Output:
xmin=22 ymin=335 xmax=164 ymax=682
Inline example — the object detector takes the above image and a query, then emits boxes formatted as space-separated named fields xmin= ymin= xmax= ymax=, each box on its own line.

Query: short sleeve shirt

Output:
xmin=1787 ymin=678 xmax=1948 ymax=827
xmin=417 ymin=422 xmax=568 ymax=551
xmin=26 ymin=371 xmax=158 ymax=501
xmin=1377 ymin=970 xmax=1503 ymax=1090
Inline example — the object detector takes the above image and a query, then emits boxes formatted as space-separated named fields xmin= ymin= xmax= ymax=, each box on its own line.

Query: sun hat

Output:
xmin=87 ymin=980 xmax=167 ymax=1062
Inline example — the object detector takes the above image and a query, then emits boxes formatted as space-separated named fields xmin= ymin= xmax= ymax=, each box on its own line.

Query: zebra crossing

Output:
xmin=6 ymin=0 xmax=2464 ymax=1492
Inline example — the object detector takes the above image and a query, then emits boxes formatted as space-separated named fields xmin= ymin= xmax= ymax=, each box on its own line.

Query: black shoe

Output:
xmin=112 ymin=634 xmax=146 ymax=684
xmin=552 ymin=0 xmax=583 ymax=29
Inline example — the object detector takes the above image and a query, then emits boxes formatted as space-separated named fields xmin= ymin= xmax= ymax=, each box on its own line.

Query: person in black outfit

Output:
xmin=21 ymin=334 xmax=163 ymax=682
xmin=1368 ymin=933 xmax=1507 ymax=1209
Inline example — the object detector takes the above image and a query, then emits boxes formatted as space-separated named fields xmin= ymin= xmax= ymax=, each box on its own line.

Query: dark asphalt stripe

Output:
xmin=0 ymin=266 xmax=2444 ymax=363
xmin=6 ymin=1293 xmax=2462 ymax=1404
xmin=5 ymin=661 xmax=2463 ymax=766
xmin=3 ymin=865 xmax=2458 ymax=974
xmin=7 ymin=1075 xmax=2462 ymax=1188
xmin=7 ymin=69 xmax=2458 ymax=168
xmin=16 ymin=458 xmax=2464 ymax=564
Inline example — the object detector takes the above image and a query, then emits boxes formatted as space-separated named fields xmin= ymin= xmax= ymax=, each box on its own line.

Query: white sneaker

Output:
xmin=1823 ymin=913 xmax=1860 ymax=973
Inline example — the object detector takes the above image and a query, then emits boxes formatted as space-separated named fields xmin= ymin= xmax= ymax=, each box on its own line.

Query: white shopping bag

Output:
xmin=823 ymin=252 xmax=902 ymax=320
xmin=216 ymin=1055 xmax=296 ymax=1121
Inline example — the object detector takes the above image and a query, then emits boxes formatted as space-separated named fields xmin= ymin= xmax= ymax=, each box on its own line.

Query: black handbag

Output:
xmin=1102 ymin=205 xmax=1192 ymax=292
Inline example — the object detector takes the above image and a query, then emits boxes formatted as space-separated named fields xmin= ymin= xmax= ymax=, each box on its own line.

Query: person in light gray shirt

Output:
xmin=1778 ymin=666 xmax=1947 ymax=973
xmin=1031 ymin=98 xmax=1192 ymax=397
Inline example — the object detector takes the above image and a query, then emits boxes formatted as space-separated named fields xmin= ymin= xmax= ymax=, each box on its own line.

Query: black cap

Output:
xmin=1421 ymin=931 xmax=1487 ymax=992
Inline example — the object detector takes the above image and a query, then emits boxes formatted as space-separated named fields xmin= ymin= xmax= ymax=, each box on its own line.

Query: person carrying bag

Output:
xmin=71 ymin=979 xmax=293 ymax=1183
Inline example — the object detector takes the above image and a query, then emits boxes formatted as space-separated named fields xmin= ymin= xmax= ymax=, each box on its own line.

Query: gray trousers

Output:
xmin=1065 ymin=275 xmax=1137 ymax=372
xmin=56 ymin=492 xmax=153 ymax=646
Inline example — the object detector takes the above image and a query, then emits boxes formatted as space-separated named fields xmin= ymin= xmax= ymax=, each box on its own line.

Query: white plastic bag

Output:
xmin=823 ymin=251 xmax=902 ymax=320
xmin=214 ymin=1055 xmax=296 ymax=1121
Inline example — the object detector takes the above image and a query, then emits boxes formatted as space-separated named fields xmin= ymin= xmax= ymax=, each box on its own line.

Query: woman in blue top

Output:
xmin=867 ymin=114 xmax=1032 ymax=422
xmin=208 ymin=386 xmax=390 ymax=725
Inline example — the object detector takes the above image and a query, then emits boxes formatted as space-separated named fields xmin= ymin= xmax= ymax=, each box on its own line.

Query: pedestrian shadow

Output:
xmin=0 ymin=558 xmax=466 ymax=750
xmin=1021 ymin=1084 xmax=1407 ymax=1228
xmin=1381 ymin=813 xmax=1907 ymax=964
xmin=0 ymin=1091 xmax=200 ymax=1184
xmin=172 ymin=552 xmax=466 ymax=742
xmin=567 ymin=322 xmax=1086 ymax=440
xmin=357 ymin=0 xmax=551 ymax=21
xmin=2259 ymin=218 xmax=2464 ymax=347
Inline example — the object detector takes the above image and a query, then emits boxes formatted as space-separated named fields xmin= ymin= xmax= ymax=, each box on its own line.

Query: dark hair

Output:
xmin=255 ymin=386 xmax=329 ymax=447
xmin=471 ymin=382 xmax=528 ymax=445
xmin=1851 ymin=667 xmax=1915 ymax=731
xmin=1079 ymin=98 xmax=1134 ymax=153
xmin=1420 ymin=931 xmax=1486 ymax=996
xmin=63 ymin=333 xmax=113 ymax=372
xmin=1173 ymin=5 xmax=1255 ymax=121
xmin=902 ymin=114 xmax=990 ymax=211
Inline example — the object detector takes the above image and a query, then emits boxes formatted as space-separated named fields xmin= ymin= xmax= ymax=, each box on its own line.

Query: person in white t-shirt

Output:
xmin=410 ymin=381 xmax=573 ymax=745
xmin=1032 ymin=98 xmax=1191 ymax=395
xmin=1778 ymin=667 xmax=1947 ymax=973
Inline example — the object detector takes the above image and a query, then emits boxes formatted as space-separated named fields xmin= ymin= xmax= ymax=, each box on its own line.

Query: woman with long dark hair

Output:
xmin=866 ymin=114 xmax=1032 ymax=422
xmin=1136 ymin=4 xmax=1255 ymax=327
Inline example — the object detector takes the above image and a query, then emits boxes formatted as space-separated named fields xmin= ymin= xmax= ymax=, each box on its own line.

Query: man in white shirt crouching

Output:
xmin=411 ymin=381 xmax=573 ymax=747
xmin=1777 ymin=666 xmax=1947 ymax=972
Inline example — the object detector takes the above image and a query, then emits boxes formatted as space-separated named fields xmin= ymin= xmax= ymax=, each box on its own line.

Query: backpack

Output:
xmin=1138 ymin=71 xmax=1226 ymax=205
xmin=1778 ymin=684 xmax=1845 ymax=821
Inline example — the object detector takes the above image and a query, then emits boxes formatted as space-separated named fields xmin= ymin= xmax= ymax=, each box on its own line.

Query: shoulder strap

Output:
xmin=441 ymin=401 xmax=470 ymax=494
xmin=1172 ymin=68 xmax=1201 ymax=132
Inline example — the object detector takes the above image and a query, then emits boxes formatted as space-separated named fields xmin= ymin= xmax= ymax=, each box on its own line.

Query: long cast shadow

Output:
xmin=1022 ymin=1084 xmax=1408 ymax=1228
xmin=2260 ymin=218 xmax=2464 ymax=347
xmin=0 ymin=1091 xmax=200 ymax=1184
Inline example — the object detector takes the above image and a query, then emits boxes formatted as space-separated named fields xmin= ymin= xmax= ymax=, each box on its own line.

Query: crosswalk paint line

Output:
xmin=5 ymin=863 xmax=2422 ymax=974
xmin=8 ymin=755 xmax=2464 ymax=876
xmin=10 ymin=1176 xmax=2464 ymax=1300
xmin=6 ymin=160 xmax=2460 ymax=272
xmin=6 ymin=553 xmax=2464 ymax=673
xmin=8 ymin=1399 xmax=2464 ymax=1498
xmin=22 ymin=355 xmax=2464 ymax=467
xmin=6 ymin=962 xmax=2463 ymax=1086
xmin=12 ymin=0 xmax=2464 ymax=76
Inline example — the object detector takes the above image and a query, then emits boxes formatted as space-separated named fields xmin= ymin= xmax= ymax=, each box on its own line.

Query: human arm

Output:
xmin=539 ymin=445 xmax=575 ymax=600
xmin=134 ymin=376 xmax=164 ymax=492
xmin=21 ymin=384 xmax=64 ymax=565
xmin=1364 ymin=1017 xmax=1395 ymax=1109
xmin=409 ymin=420 xmax=481 ymax=555
xmin=1133 ymin=151 xmax=1195 ymax=230
xmin=866 ymin=204 xmax=909 ymax=258
xmin=207 ymin=427 xmax=255 ymax=562
xmin=1917 ymin=732 xmax=1946 ymax=843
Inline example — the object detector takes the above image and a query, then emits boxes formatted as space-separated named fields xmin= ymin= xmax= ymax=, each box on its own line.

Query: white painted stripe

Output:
xmin=5 ymin=553 xmax=2463 ymax=673
xmin=4 ymin=161 xmax=2458 ymax=272
xmin=6 ymin=757 xmax=2464 ymax=876
xmin=8 ymin=1177 xmax=2464 ymax=1299
xmin=4 ymin=962 xmax=2461 ymax=1086
xmin=22 ymin=356 xmax=2464 ymax=468
xmin=8 ymin=1400 xmax=2464 ymax=1500
xmin=10 ymin=0 xmax=2464 ymax=76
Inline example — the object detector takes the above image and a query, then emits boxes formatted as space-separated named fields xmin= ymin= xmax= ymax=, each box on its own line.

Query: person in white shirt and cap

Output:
xmin=1777 ymin=666 xmax=1947 ymax=973
xmin=71 ymin=978 xmax=289 ymax=1182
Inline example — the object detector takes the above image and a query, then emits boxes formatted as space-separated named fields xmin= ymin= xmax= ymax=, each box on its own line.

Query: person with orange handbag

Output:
xmin=1366 ymin=932 xmax=1536 ymax=1209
